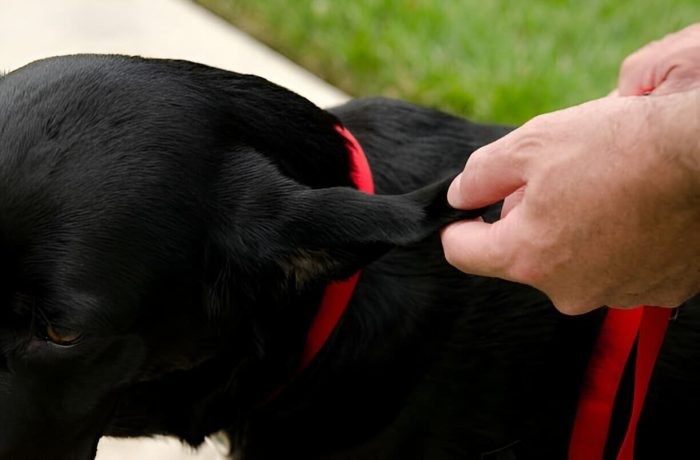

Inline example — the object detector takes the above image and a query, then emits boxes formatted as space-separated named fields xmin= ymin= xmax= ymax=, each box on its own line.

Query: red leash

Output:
xmin=568 ymin=85 xmax=673 ymax=460
xmin=568 ymin=306 xmax=671 ymax=460
xmin=288 ymin=115 xmax=672 ymax=460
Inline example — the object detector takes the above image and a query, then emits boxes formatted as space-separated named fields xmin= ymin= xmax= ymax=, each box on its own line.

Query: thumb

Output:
xmin=448 ymin=141 xmax=527 ymax=211
xmin=441 ymin=211 xmax=520 ymax=279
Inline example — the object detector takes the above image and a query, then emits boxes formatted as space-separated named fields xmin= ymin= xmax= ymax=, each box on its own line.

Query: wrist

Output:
xmin=651 ymin=88 xmax=700 ymax=202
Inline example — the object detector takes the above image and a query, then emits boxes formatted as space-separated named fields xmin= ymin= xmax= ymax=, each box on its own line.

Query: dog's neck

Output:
xmin=232 ymin=124 xmax=373 ymax=411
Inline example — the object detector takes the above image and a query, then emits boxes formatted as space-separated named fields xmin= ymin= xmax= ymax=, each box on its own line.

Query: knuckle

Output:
xmin=619 ymin=54 xmax=646 ymax=84
xmin=620 ymin=54 xmax=637 ymax=72
xmin=551 ymin=298 xmax=582 ymax=316
xmin=494 ymin=233 xmax=540 ymax=284
xmin=521 ymin=113 xmax=548 ymax=131
xmin=503 ymin=122 xmax=549 ymax=165
xmin=505 ymin=256 xmax=546 ymax=286
xmin=549 ymin=290 xmax=601 ymax=315
xmin=466 ymin=145 xmax=494 ymax=171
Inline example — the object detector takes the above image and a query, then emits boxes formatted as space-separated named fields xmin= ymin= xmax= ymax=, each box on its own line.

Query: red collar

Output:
xmin=297 ymin=125 xmax=374 ymax=372
xmin=265 ymin=125 xmax=372 ymax=405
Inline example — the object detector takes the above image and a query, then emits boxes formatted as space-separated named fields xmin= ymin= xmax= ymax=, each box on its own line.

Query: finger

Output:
xmin=500 ymin=186 xmax=525 ymax=219
xmin=447 ymin=143 xmax=526 ymax=210
xmin=650 ymin=64 xmax=700 ymax=96
xmin=618 ymin=52 xmax=658 ymax=96
xmin=550 ymin=298 xmax=602 ymax=316
xmin=618 ymin=69 xmax=656 ymax=96
xmin=545 ymin=286 xmax=606 ymax=315
xmin=441 ymin=219 xmax=511 ymax=278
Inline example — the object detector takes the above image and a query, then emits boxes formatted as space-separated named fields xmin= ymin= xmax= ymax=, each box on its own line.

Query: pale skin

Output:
xmin=441 ymin=24 xmax=700 ymax=315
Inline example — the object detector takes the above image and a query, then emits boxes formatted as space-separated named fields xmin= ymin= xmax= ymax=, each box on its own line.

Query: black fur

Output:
xmin=0 ymin=55 xmax=698 ymax=460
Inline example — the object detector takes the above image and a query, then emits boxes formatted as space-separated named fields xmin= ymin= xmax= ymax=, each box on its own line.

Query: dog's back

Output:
xmin=231 ymin=98 xmax=603 ymax=459
xmin=236 ymin=98 xmax=700 ymax=460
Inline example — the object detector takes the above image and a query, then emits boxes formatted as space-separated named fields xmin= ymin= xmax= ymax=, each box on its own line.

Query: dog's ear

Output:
xmin=279 ymin=177 xmax=486 ymax=284
xmin=213 ymin=176 xmax=486 ymax=289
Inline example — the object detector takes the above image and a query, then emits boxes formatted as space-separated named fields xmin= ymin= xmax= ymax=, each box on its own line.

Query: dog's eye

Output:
xmin=45 ymin=324 xmax=81 ymax=347
xmin=36 ymin=312 xmax=81 ymax=347
xmin=13 ymin=292 xmax=81 ymax=346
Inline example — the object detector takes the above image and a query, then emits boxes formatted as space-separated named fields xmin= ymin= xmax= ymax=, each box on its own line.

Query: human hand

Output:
xmin=617 ymin=23 xmax=700 ymax=96
xmin=441 ymin=89 xmax=700 ymax=314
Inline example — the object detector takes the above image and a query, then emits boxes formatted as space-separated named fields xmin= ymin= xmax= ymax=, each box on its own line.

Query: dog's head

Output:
xmin=0 ymin=55 xmax=479 ymax=459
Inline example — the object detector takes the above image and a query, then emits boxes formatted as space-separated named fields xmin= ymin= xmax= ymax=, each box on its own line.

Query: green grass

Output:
xmin=195 ymin=0 xmax=699 ymax=124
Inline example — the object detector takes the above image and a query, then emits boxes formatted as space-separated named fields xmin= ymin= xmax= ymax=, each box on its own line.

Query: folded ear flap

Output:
xmin=267 ymin=176 xmax=488 ymax=285
xmin=202 ymin=175 xmax=490 ymax=321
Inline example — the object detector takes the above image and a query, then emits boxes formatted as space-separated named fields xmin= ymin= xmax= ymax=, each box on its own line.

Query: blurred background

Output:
xmin=197 ymin=0 xmax=699 ymax=123
xmin=1 ymin=0 xmax=698 ymax=459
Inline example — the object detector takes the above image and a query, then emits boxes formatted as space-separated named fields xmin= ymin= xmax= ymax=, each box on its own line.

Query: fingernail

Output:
xmin=447 ymin=173 xmax=462 ymax=207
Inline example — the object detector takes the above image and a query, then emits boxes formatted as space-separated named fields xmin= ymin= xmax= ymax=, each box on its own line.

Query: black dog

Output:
xmin=0 ymin=55 xmax=698 ymax=460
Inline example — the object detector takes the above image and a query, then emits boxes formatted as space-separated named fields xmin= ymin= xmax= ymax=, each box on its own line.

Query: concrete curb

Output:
xmin=0 ymin=0 xmax=349 ymax=108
